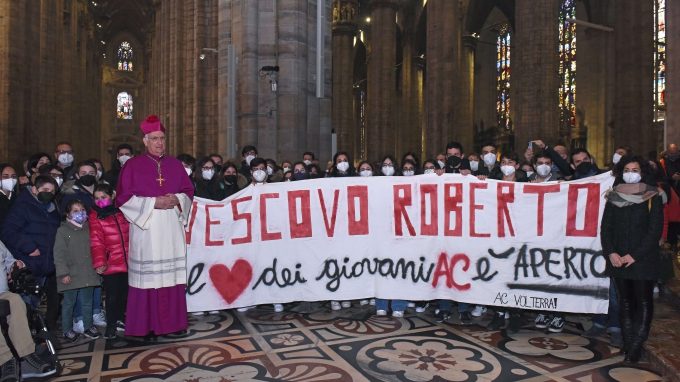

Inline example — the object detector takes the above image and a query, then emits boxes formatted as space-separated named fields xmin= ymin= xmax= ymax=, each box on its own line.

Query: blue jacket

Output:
xmin=1 ymin=189 xmax=60 ymax=276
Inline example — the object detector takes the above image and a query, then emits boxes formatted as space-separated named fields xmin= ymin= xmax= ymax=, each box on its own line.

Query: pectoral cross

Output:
xmin=156 ymin=174 xmax=165 ymax=186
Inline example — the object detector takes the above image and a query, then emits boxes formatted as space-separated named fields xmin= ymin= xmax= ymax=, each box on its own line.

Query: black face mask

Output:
xmin=37 ymin=192 xmax=54 ymax=203
xmin=224 ymin=175 xmax=238 ymax=185
xmin=292 ymin=172 xmax=307 ymax=181
xmin=445 ymin=156 xmax=462 ymax=173
xmin=79 ymin=175 xmax=96 ymax=187
xmin=667 ymin=153 xmax=680 ymax=162
xmin=308 ymin=173 xmax=320 ymax=179
xmin=576 ymin=161 xmax=594 ymax=174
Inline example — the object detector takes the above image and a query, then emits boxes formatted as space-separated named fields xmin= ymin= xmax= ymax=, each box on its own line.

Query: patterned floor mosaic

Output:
xmin=51 ymin=303 xmax=664 ymax=381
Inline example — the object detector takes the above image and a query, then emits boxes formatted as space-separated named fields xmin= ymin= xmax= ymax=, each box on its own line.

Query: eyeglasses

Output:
xmin=146 ymin=136 xmax=166 ymax=142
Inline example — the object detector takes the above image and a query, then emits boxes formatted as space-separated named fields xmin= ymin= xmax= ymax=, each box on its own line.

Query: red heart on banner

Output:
xmin=209 ymin=260 xmax=253 ymax=304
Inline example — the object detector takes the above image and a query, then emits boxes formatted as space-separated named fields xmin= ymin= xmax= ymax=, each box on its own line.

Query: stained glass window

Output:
xmin=558 ymin=0 xmax=576 ymax=139
xmin=654 ymin=0 xmax=666 ymax=122
xmin=116 ymin=92 xmax=133 ymax=119
xmin=117 ymin=41 xmax=134 ymax=71
xmin=496 ymin=24 xmax=512 ymax=130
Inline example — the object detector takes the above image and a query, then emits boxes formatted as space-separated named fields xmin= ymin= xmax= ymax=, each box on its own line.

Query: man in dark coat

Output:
xmin=0 ymin=175 xmax=61 ymax=330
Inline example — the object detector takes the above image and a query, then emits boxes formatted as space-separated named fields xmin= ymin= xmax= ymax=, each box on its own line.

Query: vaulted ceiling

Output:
xmin=89 ymin=0 xmax=155 ymax=46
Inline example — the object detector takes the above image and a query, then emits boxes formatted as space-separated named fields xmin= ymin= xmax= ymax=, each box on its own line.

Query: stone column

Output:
xmin=613 ymin=0 xmax=654 ymax=154
xmin=425 ymin=0 xmax=459 ymax=157
xmin=332 ymin=0 xmax=359 ymax=159
xmin=457 ymin=34 xmax=476 ymax=154
xmin=366 ymin=0 xmax=398 ymax=159
xmin=513 ymin=0 xmax=560 ymax=150
xmin=667 ymin=0 xmax=680 ymax=145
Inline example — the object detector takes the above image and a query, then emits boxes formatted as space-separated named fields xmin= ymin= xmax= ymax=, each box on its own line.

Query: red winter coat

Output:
xmin=89 ymin=208 xmax=130 ymax=275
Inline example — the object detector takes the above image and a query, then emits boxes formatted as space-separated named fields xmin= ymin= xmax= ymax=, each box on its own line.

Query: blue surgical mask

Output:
xmin=70 ymin=210 xmax=88 ymax=224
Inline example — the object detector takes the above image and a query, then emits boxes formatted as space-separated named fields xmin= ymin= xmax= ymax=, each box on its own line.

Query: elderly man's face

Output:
xmin=144 ymin=131 xmax=166 ymax=156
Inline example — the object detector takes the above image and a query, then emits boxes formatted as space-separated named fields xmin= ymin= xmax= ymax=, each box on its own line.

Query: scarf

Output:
xmin=605 ymin=183 xmax=658 ymax=207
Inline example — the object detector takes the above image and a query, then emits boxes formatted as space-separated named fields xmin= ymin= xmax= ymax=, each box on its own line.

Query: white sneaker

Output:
xmin=359 ymin=299 xmax=369 ymax=306
xmin=273 ymin=304 xmax=284 ymax=313
xmin=331 ymin=301 xmax=342 ymax=311
xmin=236 ymin=306 xmax=254 ymax=312
xmin=341 ymin=301 xmax=352 ymax=309
xmin=208 ymin=310 xmax=220 ymax=314
xmin=407 ymin=302 xmax=416 ymax=308
xmin=369 ymin=299 xmax=376 ymax=306
xmin=72 ymin=319 xmax=84 ymax=334
xmin=376 ymin=309 xmax=387 ymax=316
xmin=191 ymin=311 xmax=205 ymax=316
xmin=93 ymin=312 xmax=107 ymax=326
xmin=471 ymin=305 xmax=487 ymax=317
xmin=415 ymin=303 xmax=429 ymax=313
xmin=392 ymin=311 xmax=404 ymax=318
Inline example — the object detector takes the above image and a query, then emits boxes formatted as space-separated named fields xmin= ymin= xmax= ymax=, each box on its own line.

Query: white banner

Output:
xmin=185 ymin=172 xmax=614 ymax=314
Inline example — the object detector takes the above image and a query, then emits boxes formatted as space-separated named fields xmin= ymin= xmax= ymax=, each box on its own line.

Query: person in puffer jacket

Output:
xmin=89 ymin=183 xmax=130 ymax=340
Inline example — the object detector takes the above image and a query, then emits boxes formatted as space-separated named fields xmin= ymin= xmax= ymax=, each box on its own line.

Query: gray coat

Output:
xmin=53 ymin=221 xmax=101 ymax=292
xmin=0 ymin=240 xmax=18 ymax=293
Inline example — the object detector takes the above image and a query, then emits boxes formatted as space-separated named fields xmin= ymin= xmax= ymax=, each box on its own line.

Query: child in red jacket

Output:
xmin=89 ymin=184 xmax=130 ymax=339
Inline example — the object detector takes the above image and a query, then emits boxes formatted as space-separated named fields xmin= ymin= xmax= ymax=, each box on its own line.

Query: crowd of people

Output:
xmin=0 ymin=115 xmax=674 ymax=380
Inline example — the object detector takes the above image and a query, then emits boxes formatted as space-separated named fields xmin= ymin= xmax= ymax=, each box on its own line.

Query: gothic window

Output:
xmin=654 ymin=0 xmax=666 ymax=121
xmin=116 ymin=92 xmax=133 ymax=119
xmin=558 ymin=0 xmax=576 ymax=137
xmin=117 ymin=41 xmax=134 ymax=71
xmin=496 ymin=24 xmax=511 ymax=131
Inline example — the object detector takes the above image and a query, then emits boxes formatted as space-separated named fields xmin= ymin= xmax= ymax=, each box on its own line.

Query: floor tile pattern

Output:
xmin=50 ymin=304 xmax=664 ymax=381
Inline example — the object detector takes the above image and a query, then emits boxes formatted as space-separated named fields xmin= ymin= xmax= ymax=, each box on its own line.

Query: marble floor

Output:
xmin=48 ymin=303 xmax=666 ymax=382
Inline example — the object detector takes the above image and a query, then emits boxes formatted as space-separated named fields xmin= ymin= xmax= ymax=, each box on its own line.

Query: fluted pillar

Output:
xmin=366 ymin=0 xmax=398 ymax=159
xmin=332 ymin=0 xmax=359 ymax=158
xmin=613 ymin=0 xmax=654 ymax=154
xmin=667 ymin=0 xmax=680 ymax=145
xmin=513 ymin=0 xmax=560 ymax=150
xmin=425 ymin=0 xmax=459 ymax=157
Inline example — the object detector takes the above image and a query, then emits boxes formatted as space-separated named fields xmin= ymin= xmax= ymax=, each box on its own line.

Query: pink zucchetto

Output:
xmin=140 ymin=115 xmax=166 ymax=135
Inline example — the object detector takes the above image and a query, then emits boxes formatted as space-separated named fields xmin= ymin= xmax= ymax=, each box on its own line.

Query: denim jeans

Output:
xmin=438 ymin=300 xmax=469 ymax=313
xmin=593 ymin=279 xmax=620 ymax=330
xmin=62 ymin=287 xmax=95 ymax=334
xmin=375 ymin=299 xmax=408 ymax=312
xmin=74 ymin=286 xmax=102 ymax=321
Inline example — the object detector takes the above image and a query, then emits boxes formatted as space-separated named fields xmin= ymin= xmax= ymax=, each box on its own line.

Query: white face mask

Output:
xmin=424 ymin=169 xmax=435 ymax=175
xmin=382 ymin=166 xmax=395 ymax=176
xmin=97 ymin=170 xmax=103 ymax=180
xmin=359 ymin=170 xmax=373 ymax=177
xmin=58 ymin=153 xmax=74 ymax=166
xmin=202 ymin=169 xmax=214 ymax=180
xmin=525 ymin=171 xmax=534 ymax=178
xmin=469 ymin=160 xmax=479 ymax=172
xmin=185 ymin=167 xmax=193 ymax=176
xmin=303 ymin=160 xmax=312 ymax=166
xmin=437 ymin=160 xmax=445 ymax=169
xmin=267 ymin=166 xmax=274 ymax=176
xmin=483 ymin=153 xmax=497 ymax=166
xmin=1 ymin=178 xmax=17 ymax=191
xmin=500 ymin=165 xmax=516 ymax=177
xmin=253 ymin=169 xmax=267 ymax=183
xmin=245 ymin=155 xmax=256 ymax=166
xmin=623 ymin=172 xmax=641 ymax=184
xmin=118 ymin=155 xmax=131 ymax=165
xmin=283 ymin=167 xmax=292 ymax=173
xmin=55 ymin=177 xmax=64 ymax=187
xmin=612 ymin=153 xmax=622 ymax=164
xmin=402 ymin=170 xmax=415 ymax=177
xmin=336 ymin=161 xmax=349 ymax=172
xmin=536 ymin=164 xmax=552 ymax=177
